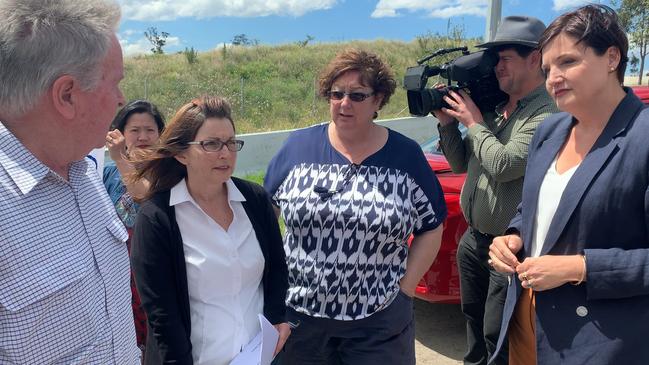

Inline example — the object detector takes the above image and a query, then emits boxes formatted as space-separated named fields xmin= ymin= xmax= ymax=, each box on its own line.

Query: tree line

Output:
xmin=142 ymin=1 xmax=649 ymax=85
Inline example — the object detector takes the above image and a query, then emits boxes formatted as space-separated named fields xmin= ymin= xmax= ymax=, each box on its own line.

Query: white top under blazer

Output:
xmin=530 ymin=158 xmax=581 ymax=257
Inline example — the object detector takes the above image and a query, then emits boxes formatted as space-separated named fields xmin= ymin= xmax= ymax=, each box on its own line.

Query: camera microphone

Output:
xmin=313 ymin=163 xmax=359 ymax=201
xmin=313 ymin=186 xmax=334 ymax=194
xmin=313 ymin=186 xmax=336 ymax=201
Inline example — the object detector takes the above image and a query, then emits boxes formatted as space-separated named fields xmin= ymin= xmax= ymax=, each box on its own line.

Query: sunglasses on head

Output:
xmin=327 ymin=90 xmax=374 ymax=102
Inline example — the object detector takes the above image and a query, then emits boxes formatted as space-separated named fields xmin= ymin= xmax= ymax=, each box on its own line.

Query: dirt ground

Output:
xmin=414 ymin=300 xmax=466 ymax=365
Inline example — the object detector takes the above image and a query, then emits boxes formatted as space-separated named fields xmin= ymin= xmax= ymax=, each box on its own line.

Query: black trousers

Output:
xmin=457 ymin=227 xmax=509 ymax=365
xmin=276 ymin=290 xmax=415 ymax=365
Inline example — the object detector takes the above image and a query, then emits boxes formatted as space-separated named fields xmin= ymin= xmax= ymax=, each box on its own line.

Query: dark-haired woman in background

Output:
xmin=103 ymin=99 xmax=165 ymax=351
xmin=105 ymin=100 xmax=165 ymax=217
xmin=130 ymin=95 xmax=289 ymax=365
xmin=489 ymin=5 xmax=649 ymax=364
xmin=264 ymin=49 xmax=446 ymax=364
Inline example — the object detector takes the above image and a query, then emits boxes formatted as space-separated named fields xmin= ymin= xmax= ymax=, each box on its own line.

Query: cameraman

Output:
xmin=434 ymin=16 xmax=557 ymax=365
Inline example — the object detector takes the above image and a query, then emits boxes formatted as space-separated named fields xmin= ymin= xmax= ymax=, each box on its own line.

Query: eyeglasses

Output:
xmin=313 ymin=163 xmax=359 ymax=201
xmin=327 ymin=90 xmax=374 ymax=102
xmin=186 ymin=139 xmax=244 ymax=152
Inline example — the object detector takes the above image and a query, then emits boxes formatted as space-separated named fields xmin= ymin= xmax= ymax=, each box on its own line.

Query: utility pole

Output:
xmin=484 ymin=0 xmax=502 ymax=42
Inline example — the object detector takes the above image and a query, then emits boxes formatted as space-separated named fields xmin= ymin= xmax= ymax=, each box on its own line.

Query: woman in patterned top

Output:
xmin=103 ymin=99 xmax=165 ymax=352
xmin=265 ymin=49 xmax=447 ymax=364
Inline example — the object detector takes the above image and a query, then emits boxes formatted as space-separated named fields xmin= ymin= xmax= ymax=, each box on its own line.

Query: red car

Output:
xmin=633 ymin=84 xmax=649 ymax=104
xmin=415 ymin=85 xmax=649 ymax=304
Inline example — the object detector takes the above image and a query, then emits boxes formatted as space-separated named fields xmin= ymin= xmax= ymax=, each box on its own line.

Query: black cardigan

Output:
xmin=131 ymin=177 xmax=288 ymax=365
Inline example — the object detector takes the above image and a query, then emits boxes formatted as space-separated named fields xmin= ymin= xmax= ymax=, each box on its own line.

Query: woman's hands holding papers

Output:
xmin=273 ymin=323 xmax=291 ymax=356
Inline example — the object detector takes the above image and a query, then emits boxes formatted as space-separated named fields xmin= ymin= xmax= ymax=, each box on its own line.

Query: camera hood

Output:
xmin=448 ymin=51 xmax=499 ymax=83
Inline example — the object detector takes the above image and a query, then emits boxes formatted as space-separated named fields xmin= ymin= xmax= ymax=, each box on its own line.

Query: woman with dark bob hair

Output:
xmin=103 ymin=99 xmax=165 ymax=351
xmin=264 ymin=49 xmax=447 ymax=364
xmin=130 ymin=96 xmax=290 ymax=365
xmin=104 ymin=99 xmax=165 ymax=205
xmin=489 ymin=5 xmax=649 ymax=364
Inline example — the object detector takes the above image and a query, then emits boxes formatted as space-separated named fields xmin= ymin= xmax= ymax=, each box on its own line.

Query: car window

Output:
xmin=420 ymin=124 xmax=468 ymax=155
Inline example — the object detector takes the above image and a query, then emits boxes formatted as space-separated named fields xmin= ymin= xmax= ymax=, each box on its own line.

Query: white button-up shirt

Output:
xmin=171 ymin=178 xmax=265 ymax=365
xmin=0 ymin=122 xmax=139 ymax=363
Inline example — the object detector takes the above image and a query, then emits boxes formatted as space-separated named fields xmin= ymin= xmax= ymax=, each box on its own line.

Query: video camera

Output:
xmin=404 ymin=47 xmax=507 ymax=117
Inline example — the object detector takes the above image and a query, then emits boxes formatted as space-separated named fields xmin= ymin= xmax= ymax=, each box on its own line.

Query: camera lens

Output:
xmin=427 ymin=88 xmax=449 ymax=112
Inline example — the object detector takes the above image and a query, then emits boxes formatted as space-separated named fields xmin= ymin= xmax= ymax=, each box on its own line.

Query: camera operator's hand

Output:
xmin=441 ymin=89 xmax=483 ymax=129
xmin=431 ymin=84 xmax=455 ymax=126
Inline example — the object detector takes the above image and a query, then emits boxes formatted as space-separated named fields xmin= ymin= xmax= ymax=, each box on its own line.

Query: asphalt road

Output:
xmin=414 ymin=300 xmax=466 ymax=365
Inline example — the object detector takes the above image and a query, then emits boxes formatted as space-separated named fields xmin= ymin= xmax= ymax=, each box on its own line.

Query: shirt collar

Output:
xmin=169 ymin=177 xmax=246 ymax=207
xmin=518 ymin=83 xmax=548 ymax=108
xmin=0 ymin=122 xmax=92 ymax=195
xmin=495 ymin=83 xmax=548 ymax=116
xmin=226 ymin=179 xmax=246 ymax=202
xmin=0 ymin=122 xmax=52 ymax=195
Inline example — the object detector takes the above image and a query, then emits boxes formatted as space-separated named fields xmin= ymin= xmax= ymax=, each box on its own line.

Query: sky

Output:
xmin=117 ymin=0 xmax=626 ymax=58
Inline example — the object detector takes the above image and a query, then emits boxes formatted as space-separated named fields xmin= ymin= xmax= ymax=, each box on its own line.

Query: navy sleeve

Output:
xmin=263 ymin=137 xmax=292 ymax=201
xmin=263 ymin=125 xmax=327 ymax=200
xmin=407 ymin=140 xmax=447 ymax=234
xmin=376 ymin=131 xmax=447 ymax=235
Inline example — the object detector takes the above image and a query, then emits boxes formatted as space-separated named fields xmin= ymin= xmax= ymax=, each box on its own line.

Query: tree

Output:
xmin=615 ymin=0 xmax=649 ymax=84
xmin=231 ymin=34 xmax=258 ymax=46
xmin=183 ymin=47 xmax=198 ymax=65
xmin=630 ymin=54 xmax=640 ymax=75
xmin=144 ymin=26 xmax=170 ymax=54
xmin=296 ymin=34 xmax=315 ymax=47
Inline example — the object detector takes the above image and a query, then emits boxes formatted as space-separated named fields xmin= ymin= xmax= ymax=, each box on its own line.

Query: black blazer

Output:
xmin=494 ymin=90 xmax=649 ymax=364
xmin=131 ymin=177 xmax=288 ymax=365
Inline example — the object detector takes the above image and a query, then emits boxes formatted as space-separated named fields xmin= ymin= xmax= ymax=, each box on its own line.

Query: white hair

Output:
xmin=0 ymin=0 xmax=121 ymax=118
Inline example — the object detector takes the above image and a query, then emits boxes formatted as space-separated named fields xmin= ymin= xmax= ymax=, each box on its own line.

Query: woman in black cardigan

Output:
xmin=130 ymin=95 xmax=289 ymax=364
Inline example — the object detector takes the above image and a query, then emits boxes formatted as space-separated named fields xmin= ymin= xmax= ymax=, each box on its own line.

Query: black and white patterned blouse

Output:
xmin=265 ymin=124 xmax=446 ymax=320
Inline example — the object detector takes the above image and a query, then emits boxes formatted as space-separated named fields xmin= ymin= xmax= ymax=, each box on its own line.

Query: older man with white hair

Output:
xmin=0 ymin=0 xmax=139 ymax=363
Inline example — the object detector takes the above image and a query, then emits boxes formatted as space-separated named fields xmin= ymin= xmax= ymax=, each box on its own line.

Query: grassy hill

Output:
xmin=121 ymin=36 xmax=478 ymax=134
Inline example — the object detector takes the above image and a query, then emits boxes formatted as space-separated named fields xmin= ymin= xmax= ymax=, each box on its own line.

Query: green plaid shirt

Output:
xmin=438 ymin=84 xmax=558 ymax=236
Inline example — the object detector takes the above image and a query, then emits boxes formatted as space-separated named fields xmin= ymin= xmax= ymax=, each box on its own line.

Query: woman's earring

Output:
xmin=373 ymin=111 xmax=378 ymax=119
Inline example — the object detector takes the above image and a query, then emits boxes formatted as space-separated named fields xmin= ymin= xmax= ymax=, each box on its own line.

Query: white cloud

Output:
xmin=121 ymin=29 xmax=138 ymax=37
xmin=119 ymin=34 xmax=181 ymax=56
xmin=213 ymin=42 xmax=232 ymax=50
xmin=119 ymin=36 xmax=150 ymax=56
xmin=371 ymin=6 xmax=397 ymax=18
xmin=552 ymin=0 xmax=591 ymax=12
xmin=371 ymin=0 xmax=488 ymax=19
xmin=118 ymin=0 xmax=338 ymax=21
xmin=166 ymin=36 xmax=181 ymax=47
xmin=430 ymin=5 xmax=486 ymax=18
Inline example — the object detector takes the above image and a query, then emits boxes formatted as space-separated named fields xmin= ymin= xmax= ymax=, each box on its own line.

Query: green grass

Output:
xmin=121 ymin=36 xmax=480 ymax=134
xmin=239 ymin=170 xmax=264 ymax=185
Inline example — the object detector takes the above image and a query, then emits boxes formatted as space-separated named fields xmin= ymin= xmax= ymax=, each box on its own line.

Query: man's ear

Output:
xmin=50 ymin=75 xmax=78 ymax=119
xmin=528 ymin=50 xmax=542 ymax=69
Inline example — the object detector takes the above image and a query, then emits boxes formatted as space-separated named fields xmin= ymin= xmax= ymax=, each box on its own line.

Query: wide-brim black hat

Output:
xmin=477 ymin=15 xmax=546 ymax=49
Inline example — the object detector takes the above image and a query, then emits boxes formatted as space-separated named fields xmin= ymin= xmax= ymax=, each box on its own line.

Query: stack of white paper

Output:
xmin=229 ymin=314 xmax=279 ymax=365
